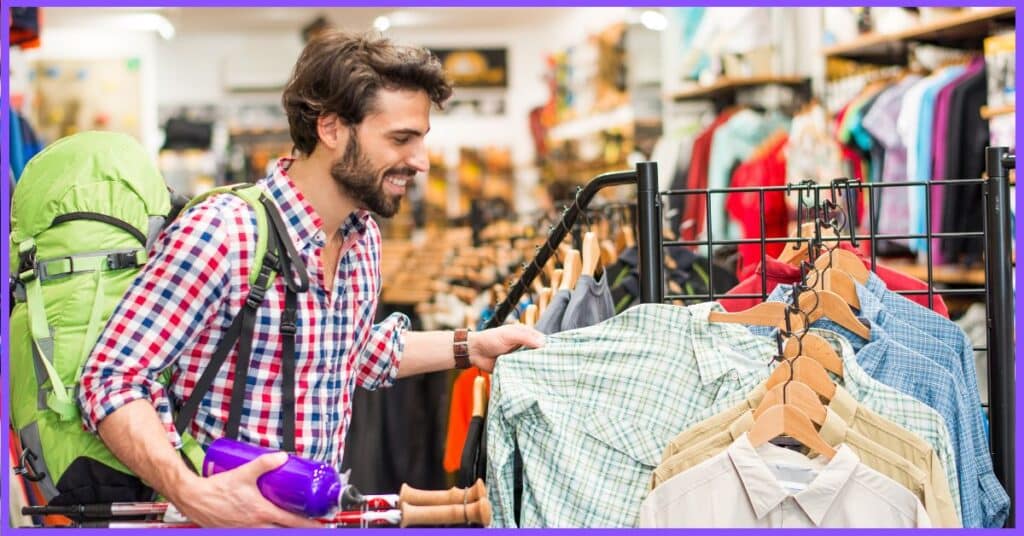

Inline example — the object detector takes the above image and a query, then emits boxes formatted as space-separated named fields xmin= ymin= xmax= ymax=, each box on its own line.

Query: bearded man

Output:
xmin=78 ymin=30 xmax=543 ymax=527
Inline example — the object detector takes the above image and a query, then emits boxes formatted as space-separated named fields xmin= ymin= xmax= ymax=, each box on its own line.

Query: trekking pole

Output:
xmin=23 ymin=502 xmax=169 ymax=519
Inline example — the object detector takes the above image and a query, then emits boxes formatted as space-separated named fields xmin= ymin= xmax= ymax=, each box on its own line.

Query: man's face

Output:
xmin=330 ymin=88 xmax=431 ymax=218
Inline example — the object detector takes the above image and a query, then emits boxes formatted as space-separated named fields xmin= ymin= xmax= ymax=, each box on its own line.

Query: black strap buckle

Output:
xmin=17 ymin=246 xmax=37 ymax=280
xmin=15 ymin=448 xmax=46 ymax=482
xmin=107 ymin=251 xmax=141 ymax=270
xmin=245 ymin=286 xmax=267 ymax=309
xmin=281 ymin=309 xmax=297 ymax=336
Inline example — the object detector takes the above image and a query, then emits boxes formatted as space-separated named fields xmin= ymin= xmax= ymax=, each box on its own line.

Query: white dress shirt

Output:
xmin=639 ymin=433 xmax=931 ymax=528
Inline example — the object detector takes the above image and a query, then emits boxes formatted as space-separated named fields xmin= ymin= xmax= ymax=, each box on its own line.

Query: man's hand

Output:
xmin=171 ymin=452 xmax=321 ymax=528
xmin=468 ymin=324 xmax=546 ymax=372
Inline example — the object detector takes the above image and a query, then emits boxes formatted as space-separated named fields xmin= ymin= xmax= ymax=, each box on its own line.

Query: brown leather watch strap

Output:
xmin=453 ymin=328 xmax=471 ymax=369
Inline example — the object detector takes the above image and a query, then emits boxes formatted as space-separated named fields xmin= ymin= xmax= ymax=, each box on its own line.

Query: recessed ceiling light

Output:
xmin=373 ymin=15 xmax=391 ymax=32
xmin=640 ymin=10 xmax=667 ymax=32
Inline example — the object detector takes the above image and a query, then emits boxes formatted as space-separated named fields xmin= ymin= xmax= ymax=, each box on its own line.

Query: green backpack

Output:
xmin=9 ymin=131 xmax=307 ymax=507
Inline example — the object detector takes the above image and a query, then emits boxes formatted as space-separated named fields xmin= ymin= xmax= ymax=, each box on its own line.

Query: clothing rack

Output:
xmin=482 ymin=147 xmax=1014 ymax=527
xmin=484 ymin=162 xmax=661 ymax=329
xmin=649 ymin=145 xmax=1015 ymax=527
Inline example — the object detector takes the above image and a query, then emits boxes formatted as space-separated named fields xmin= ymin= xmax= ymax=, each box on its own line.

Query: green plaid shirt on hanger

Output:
xmin=486 ymin=301 xmax=780 ymax=527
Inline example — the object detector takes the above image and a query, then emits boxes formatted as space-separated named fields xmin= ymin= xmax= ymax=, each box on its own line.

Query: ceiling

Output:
xmin=42 ymin=7 xmax=581 ymax=34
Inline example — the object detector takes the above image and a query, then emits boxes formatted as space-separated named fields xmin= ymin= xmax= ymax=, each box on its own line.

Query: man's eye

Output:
xmin=394 ymin=137 xmax=411 ymax=145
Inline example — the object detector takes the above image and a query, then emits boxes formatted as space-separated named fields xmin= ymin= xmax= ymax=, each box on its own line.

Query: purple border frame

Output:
xmin=1 ymin=1 xmax=1020 ymax=534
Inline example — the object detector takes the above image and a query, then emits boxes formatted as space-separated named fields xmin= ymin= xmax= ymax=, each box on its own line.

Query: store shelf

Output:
xmin=879 ymin=261 xmax=987 ymax=286
xmin=981 ymin=104 xmax=1015 ymax=120
xmin=670 ymin=76 xmax=810 ymax=102
xmin=547 ymin=105 xmax=634 ymax=141
xmin=823 ymin=7 xmax=1016 ymax=64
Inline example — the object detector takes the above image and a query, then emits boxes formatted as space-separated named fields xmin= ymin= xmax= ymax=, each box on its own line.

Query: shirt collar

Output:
xmin=729 ymin=433 xmax=859 ymax=526
xmin=691 ymin=302 xmax=776 ymax=386
xmin=829 ymin=384 xmax=860 ymax=424
xmin=264 ymin=158 xmax=371 ymax=249
xmin=792 ymin=443 xmax=860 ymax=525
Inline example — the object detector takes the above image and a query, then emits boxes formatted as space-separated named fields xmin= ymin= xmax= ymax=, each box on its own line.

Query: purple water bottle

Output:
xmin=202 ymin=438 xmax=344 ymax=518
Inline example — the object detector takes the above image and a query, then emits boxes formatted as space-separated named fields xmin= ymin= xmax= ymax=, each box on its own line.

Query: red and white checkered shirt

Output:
xmin=79 ymin=159 xmax=408 ymax=470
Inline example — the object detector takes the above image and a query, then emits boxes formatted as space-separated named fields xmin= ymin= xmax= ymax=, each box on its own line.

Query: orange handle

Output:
xmin=399 ymin=479 xmax=486 ymax=506
xmin=399 ymin=497 xmax=491 ymax=527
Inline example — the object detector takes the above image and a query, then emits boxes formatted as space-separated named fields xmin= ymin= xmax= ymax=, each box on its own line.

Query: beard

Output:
xmin=330 ymin=132 xmax=413 ymax=218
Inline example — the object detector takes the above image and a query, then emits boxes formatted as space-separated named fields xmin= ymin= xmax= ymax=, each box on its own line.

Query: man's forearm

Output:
xmin=97 ymin=399 xmax=199 ymax=505
xmin=396 ymin=330 xmax=457 ymax=377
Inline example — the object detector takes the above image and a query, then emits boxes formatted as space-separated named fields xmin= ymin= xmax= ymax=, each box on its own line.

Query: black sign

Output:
xmin=431 ymin=48 xmax=507 ymax=88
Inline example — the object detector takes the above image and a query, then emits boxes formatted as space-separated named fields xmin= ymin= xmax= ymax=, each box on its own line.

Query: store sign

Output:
xmin=431 ymin=48 xmax=507 ymax=88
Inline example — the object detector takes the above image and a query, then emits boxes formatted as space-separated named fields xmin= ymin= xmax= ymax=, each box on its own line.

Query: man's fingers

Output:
xmin=511 ymin=325 xmax=545 ymax=349
xmin=237 ymin=452 xmax=289 ymax=482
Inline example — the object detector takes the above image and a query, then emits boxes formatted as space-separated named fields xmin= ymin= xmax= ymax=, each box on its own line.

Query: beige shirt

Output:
xmin=656 ymin=383 xmax=961 ymax=525
xmin=651 ymin=406 xmax=960 ymax=527
xmin=639 ymin=434 xmax=931 ymax=528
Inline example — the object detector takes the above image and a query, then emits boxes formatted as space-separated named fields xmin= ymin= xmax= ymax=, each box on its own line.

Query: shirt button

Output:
xmin=315 ymin=231 xmax=326 ymax=245
xmin=730 ymin=371 xmax=739 ymax=381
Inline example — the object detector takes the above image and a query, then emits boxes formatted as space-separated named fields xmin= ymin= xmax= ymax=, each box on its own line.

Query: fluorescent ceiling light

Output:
xmin=121 ymin=13 xmax=176 ymax=40
xmin=640 ymin=10 xmax=667 ymax=32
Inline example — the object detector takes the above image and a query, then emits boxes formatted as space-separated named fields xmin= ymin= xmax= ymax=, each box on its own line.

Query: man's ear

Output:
xmin=316 ymin=113 xmax=348 ymax=151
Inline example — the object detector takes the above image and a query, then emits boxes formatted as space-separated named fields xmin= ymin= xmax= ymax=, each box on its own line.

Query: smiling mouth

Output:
xmin=385 ymin=175 xmax=411 ymax=188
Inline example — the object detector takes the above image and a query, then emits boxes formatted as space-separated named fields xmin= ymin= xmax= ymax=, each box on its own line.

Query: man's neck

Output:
xmin=286 ymin=154 xmax=357 ymax=238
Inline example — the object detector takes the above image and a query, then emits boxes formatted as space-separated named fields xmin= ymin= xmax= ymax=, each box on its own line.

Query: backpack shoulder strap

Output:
xmin=173 ymin=185 xmax=308 ymax=454
xmin=180 ymin=185 xmax=272 ymax=286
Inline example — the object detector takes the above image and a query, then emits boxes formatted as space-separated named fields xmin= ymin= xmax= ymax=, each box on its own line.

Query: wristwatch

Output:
xmin=453 ymin=328 xmax=471 ymax=369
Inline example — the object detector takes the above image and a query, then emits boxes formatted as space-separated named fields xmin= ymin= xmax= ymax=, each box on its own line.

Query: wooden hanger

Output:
xmin=708 ymin=301 xmax=788 ymax=327
xmin=790 ymin=288 xmax=870 ymax=341
xmin=600 ymin=239 xmax=618 ymax=268
xmin=550 ymin=269 xmax=563 ymax=293
xmin=530 ymin=277 xmax=545 ymax=296
xmin=811 ymin=268 xmax=860 ymax=310
xmin=782 ymin=332 xmax=843 ymax=376
xmin=765 ymin=355 xmax=836 ymax=401
xmin=778 ymin=222 xmax=839 ymax=266
xmin=537 ymin=287 xmax=553 ymax=315
xmin=560 ymin=249 xmax=582 ymax=291
xmin=581 ymin=232 xmax=600 ymax=278
xmin=753 ymin=379 xmax=826 ymax=425
xmin=814 ymin=246 xmax=869 ymax=284
xmin=615 ymin=225 xmax=635 ymax=253
xmin=523 ymin=304 xmax=538 ymax=327
xmin=708 ymin=288 xmax=869 ymax=343
xmin=747 ymin=403 xmax=836 ymax=460
xmin=471 ymin=375 xmax=488 ymax=418
xmin=543 ymin=257 xmax=556 ymax=284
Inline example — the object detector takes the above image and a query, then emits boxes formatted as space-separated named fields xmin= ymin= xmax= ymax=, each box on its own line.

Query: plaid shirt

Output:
xmin=79 ymin=159 xmax=408 ymax=470
xmin=487 ymin=302 xmax=781 ymax=527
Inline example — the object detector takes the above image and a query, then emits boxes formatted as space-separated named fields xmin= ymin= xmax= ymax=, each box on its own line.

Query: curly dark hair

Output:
xmin=282 ymin=30 xmax=453 ymax=156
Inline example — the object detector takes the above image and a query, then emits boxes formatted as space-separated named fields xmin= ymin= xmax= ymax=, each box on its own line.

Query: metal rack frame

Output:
xmin=485 ymin=146 xmax=1015 ymax=527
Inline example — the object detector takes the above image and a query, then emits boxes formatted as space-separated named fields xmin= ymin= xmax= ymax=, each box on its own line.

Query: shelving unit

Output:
xmin=823 ymin=7 xmax=1016 ymax=64
xmin=879 ymin=260 xmax=987 ymax=286
xmin=670 ymin=75 xmax=810 ymax=102
xmin=981 ymin=104 xmax=1016 ymax=120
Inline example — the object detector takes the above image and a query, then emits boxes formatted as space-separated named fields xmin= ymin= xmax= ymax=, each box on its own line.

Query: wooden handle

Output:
xmin=399 ymin=479 xmax=486 ymax=507
xmin=400 ymin=497 xmax=491 ymax=527
xmin=560 ymin=250 xmax=581 ymax=291
xmin=550 ymin=269 xmax=563 ymax=292
xmin=581 ymin=232 xmax=600 ymax=276
xmin=471 ymin=376 xmax=487 ymax=417
xmin=537 ymin=288 xmax=552 ymax=315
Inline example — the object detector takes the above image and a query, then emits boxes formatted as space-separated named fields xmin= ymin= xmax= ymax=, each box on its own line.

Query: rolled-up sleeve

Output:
xmin=355 ymin=312 xmax=410 ymax=391
xmin=78 ymin=201 xmax=234 ymax=448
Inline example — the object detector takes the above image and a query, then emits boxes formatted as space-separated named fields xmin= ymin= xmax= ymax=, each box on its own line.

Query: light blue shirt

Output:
xmin=910 ymin=67 xmax=966 ymax=252
xmin=758 ymin=283 xmax=1009 ymax=527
